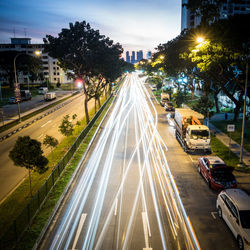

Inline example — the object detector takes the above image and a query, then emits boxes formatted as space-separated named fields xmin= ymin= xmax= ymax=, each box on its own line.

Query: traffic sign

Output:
xmin=227 ymin=124 xmax=235 ymax=132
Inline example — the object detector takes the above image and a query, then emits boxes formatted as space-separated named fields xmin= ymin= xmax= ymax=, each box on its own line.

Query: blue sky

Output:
xmin=0 ymin=0 xmax=181 ymax=56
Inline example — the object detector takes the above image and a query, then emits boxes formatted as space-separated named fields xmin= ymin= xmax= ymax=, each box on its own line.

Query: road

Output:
xmin=0 ymin=93 xmax=95 ymax=202
xmin=40 ymin=74 xmax=199 ymax=250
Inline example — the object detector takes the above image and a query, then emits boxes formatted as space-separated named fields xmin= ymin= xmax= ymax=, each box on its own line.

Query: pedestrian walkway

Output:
xmin=208 ymin=113 xmax=250 ymax=167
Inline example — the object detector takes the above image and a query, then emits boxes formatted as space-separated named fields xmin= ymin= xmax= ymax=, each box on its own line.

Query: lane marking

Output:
xmin=142 ymin=212 xmax=151 ymax=249
xmin=188 ymin=155 xmax=195 ymax=163
xmin=41 ymin=120 xmax=52 ymax=128
xmin=38 ymin=134 xmax=43 ymax=139
xmin=72 ymin=213 xmax=87 ymax=250
xmin=114 ymin=198 xmax=118 ymax=216
xmin=211 ymin=212 xmax=217 ymax=220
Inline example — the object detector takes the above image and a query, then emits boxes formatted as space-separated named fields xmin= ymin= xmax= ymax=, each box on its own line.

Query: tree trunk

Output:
xmin=234 ymin=104 xmax=241 ymax=121
xmin=28 ymin=168 xmax=32 ymax=197
xmin=214 ymin=92 xmax=220 ymax=113
xmin=84 ymin=94 xmax=89 ymax=124
xmin=97 ymin=96 xmax=101 ymax=108
xmin=105 ymin=85 xmax=107 ymax=100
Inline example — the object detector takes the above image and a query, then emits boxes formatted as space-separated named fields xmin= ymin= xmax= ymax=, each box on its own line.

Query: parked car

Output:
xmin=164 ymin=101 xmax=175 ymax=111
xmin=151 ymin=85 xmax=157 ymax=91
xmin=216 ymin=189 xmax=250 ymax=250
xmin=197 ymin=156 xmax=237 ymax=190
xmin=8 ymin=97 xmax=17 ymax=104
xmin=38 ymin=87 xmax=48 ymax=95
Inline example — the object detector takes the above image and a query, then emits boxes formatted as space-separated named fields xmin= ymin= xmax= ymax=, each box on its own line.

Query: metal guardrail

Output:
xmin=0 ymin=94 xmax=113 ymax=250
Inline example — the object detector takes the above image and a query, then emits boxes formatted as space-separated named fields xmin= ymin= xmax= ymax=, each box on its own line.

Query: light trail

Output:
xmin=47 ymin=73 xmax=200 ymax=250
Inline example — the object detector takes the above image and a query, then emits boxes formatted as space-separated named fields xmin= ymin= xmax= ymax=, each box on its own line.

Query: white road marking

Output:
xmin=114 ymin=198 xmax=118 ymax=216
xmin=38 ymin=134 xmax=43 ymax=139
xmin=188 ymin=155 xmax=195 ymax=163
xmin=211 ymin=212 xmax=217 ymax=220
xmin=41 ymin=120 xmax=52 ymax=128
xmin=142 ymin=212 xmax=151 ymax=249
xmin=72 ymin=213 xmax=87 ymax=250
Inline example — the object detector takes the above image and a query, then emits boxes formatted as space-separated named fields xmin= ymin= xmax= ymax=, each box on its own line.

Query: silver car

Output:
xmin=216 ymin=189 xmax=250 ymax=249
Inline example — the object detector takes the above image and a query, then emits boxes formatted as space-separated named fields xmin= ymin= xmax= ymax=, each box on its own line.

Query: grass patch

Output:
xmin=15 ymin=98 xmax=113 ymax=249
xmin=0 ymin=95 xmax=108 ymax=239
xmin=211 ymin=119 xmax=250 ymax=152
xmin=211 ymin=135 xmax=249 ymax=172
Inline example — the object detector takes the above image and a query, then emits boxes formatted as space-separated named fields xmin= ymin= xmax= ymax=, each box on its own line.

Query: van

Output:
xmin=38 ymin=87 xmax=48 ymax=95
xmin=160 ymin=93 xmax=170 ymax=106
xmin=44 ymin=92 xmax=56 ymax=101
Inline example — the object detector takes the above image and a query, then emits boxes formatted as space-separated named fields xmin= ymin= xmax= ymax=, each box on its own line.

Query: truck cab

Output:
xmin=186 ymin=125 xmax=211 ymax=151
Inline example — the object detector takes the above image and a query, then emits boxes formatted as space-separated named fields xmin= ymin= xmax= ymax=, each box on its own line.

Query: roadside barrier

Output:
xmin=0 ymin=94 xmax=112 ymax=249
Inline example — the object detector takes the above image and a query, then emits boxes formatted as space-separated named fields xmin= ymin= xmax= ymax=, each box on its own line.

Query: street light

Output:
xmin=240 ymin=59 xmax=248 ymax=165
xmin=13 ymin=50 xmax=42 ymax=122
xmin=196 ymin=37 xmax=204 ymax=44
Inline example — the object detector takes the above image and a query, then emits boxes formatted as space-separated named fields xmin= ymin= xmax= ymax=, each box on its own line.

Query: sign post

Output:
xmin=227 ymin=124 xmax=235 ymax=158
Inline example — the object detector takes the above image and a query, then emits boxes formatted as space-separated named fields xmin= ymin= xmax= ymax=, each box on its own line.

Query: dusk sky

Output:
xmin=0 ymin=0 xmax=181 ymax=57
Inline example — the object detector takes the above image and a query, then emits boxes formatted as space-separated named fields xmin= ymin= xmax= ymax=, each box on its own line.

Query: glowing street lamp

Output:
xmin=14 ymin=50 xmax=42 ymax=122
xmin=196 ymin=37 xmax=204 ymax=44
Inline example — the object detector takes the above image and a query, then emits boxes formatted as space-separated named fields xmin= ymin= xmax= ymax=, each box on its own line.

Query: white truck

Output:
xmin=44 ymin=92 xmax=56 ymax=101
xmin=174 ymin=108 xmax=211 ymax=153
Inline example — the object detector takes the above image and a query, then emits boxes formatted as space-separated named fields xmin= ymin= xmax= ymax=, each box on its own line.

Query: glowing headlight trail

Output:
xmin=50 ymin=76 xmax=133 ymax=249
xmin=48 ymin=73 xmax=200 ymax=250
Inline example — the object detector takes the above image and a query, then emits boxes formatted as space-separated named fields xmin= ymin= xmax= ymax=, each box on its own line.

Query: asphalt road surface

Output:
xmin=40 ymin=74 xmax=200 ymax=250
xmin=0 ymin=93 xmax=95 ymax=201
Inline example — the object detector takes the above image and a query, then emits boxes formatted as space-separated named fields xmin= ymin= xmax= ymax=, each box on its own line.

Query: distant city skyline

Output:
xmin=125 ymin=50 xmax=151 ymax=64
xmin=0 ymin=0 xmax=181 ymax=56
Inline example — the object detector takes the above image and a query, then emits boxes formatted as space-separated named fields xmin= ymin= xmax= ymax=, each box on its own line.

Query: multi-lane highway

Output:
xmin=40 ymin=74 xmax=200 ymax=250
xmin=0 ymin=93 xmax=95 ymax=201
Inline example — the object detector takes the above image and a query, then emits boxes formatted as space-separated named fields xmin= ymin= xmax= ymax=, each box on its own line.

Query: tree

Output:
xmin=9 ymin=136 xmax=48 ymax=196
xmin=0 ymin=51 xmax=42 ymax=87
xmin=59 ymin=114 xmax=74 ymax=136
xmin=43 ymin=21 xmax=124 ymax=123
xmin=193 ymin=95 xmax=214 ymax=117
xmin=43 ymin=135 xmax=58 ymax=161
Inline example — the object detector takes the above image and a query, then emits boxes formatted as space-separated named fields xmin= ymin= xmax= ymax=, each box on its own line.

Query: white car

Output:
xmin=216 ymin=189 xmax=250 ymax=249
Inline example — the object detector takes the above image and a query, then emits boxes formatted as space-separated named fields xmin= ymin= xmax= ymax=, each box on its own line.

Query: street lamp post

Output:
xmin=13 ymin=50 xmax=42 ymax=122
xmin=13 ymin=53 xmax=22 ymax=122
xmin=240 ymin=60 xmax=248 ymax=165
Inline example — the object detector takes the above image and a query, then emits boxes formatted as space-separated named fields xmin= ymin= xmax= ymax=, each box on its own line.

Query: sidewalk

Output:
xmin=209 ymin=113 xmax=250 ymax=167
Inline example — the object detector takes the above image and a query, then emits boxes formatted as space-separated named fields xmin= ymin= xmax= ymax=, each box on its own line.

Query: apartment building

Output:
xmin=181 ymin=0 xmax=250 ymax=31
xmin=0 ymin=37 xmax=71 ymax=86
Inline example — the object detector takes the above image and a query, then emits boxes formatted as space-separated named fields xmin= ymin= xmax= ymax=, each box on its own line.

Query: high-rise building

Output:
xmin=125 ymin=51 xmax=130 ymax=63
xmin=136 ymin=50 xmax=143 ymax=62
xmin=181 ymin=0 xmax=250 ymax=31
xmin=131 ymin=51 xmax=136 ymax=64
xmin=146 ymin=51 xmax=152 ymax=59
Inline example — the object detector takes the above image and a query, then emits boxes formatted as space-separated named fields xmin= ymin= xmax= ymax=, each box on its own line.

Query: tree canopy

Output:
xmin=43 ymin=21 xmax=125 ymax=123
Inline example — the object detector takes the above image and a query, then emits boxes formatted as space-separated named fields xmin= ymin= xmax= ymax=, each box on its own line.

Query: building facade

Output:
xmin=0 ymin=38 xmax=71 ymax=86
xmin=181 ymin=0 xmax=250 ymax=31
xmin=125 ymin=51 xmax=130 ymax=63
